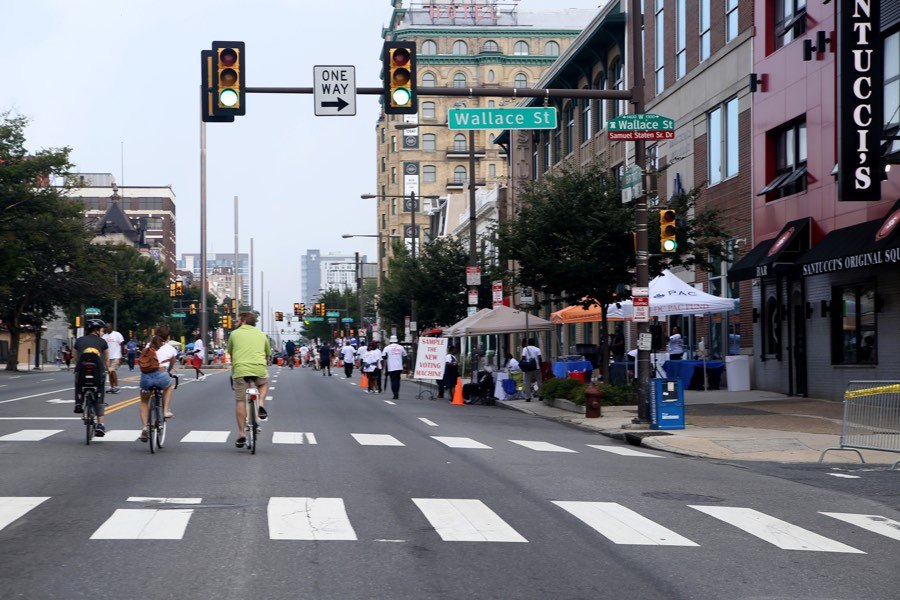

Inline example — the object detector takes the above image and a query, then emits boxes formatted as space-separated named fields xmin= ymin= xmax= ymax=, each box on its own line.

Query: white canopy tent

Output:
xmin=443 ymin=308 xmax=492 ymax=337
xmin=620 ymin=269 xmax=736 ymax=317
xmin=461 ymin=305 xmax=554 ymax=336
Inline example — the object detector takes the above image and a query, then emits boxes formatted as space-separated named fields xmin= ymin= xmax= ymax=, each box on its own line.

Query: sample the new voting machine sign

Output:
xmin=413 ymin=337 xmax=448 ymax=381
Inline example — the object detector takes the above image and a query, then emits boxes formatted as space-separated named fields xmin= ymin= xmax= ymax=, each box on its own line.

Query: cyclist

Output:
xmin=227 ymin=312 xmax=271 ymax=448
xmin=72 ymin=319 xmax=109 ymax=436
xmin=137 ymin=324 xmax=177 ymax=442
xmin=284 ymin=339 xmax=296 ymax=369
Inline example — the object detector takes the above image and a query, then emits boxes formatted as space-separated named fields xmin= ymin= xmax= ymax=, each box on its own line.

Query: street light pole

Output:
xmin=468 ymin=129 xmax=477 ymax=269
xmin=199 ymin=119 xmax=209 ymax=352
xmin=233 ymin=195 xmax=239 ymax=312
xmin=409 ymin=190 xmax=417 ymax=342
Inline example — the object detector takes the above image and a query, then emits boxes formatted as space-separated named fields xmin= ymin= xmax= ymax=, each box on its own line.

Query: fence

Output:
xmin=819 ymin=380 xmax=900 ymax=469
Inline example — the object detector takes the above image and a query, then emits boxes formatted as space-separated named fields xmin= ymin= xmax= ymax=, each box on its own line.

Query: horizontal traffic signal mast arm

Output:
xmin=244 ymin=86 xmax=632 ymax=100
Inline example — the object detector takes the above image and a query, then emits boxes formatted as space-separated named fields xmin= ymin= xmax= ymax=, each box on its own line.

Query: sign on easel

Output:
xmin=413 ymin=336 xmax=448 ymax=380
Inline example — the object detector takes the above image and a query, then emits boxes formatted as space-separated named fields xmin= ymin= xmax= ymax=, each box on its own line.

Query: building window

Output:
xmin=381 ymin=185 xmax=386 ymax=199
xmin=514 ymin=73 xmax=527 ymax=88
xmin=422 ymin=101 xmax=436 ymax=120
xmin=726 ymin=0 xmax=739 ymax=43
xmin=514 ymin=41 xmax=529 ymax=56
xmin=885 ymin=31 xmax=899 ymax=131
xmin=454 ymin=166 xmax=467 ymax=183
xmin=452 ymin=40 xmax=468 ymax=55
xmin=482 ymin=40 xmax=499 ymax=53
xmin=675 ymin=0 xmax=686 ymax=79
xmin=564 ymin=102 xmax=575 ymax=155
xmin=381 ymin=214 xmax=386 ymax=229
xmin=145 ymin=217 xmax=163 ymax=230
xmin=542 ymin=131 xmax=551 ymax=172
xmin=390 ymin=136 xmax=397 ymax=153
xmin=708 ymin=97 xmax=739 ymax=185
xmin=612 ymin=163 xmax=625 ymax=189
xmin=544 ymin=41 xmax=560 ymax=56
xmin=488 ymin=134 xmax=495 ymax=144
xmin=655 ymin=0 xmax=665 ymax=94
xmin=612 ymin=60 xmax=625 ymax=118
xmin=381 ymin=157 xmax=386 ymax=173
xmin=422 ymin=72 xmax=436 ymax=87
xmin=391 ymin=199 xmax=396 ymax=215
xmin=597 ymin=72 xmax=607 ymax=129
xmin=699 ymin=0 xmax=711 ymax=62
xmin=139 ymin=198 xmax=164 ymax=210
xmin=453 ymin=134 xmax=467 ymax=152
xmin=390 ymin=167 xmax=397 ymax=184
xmin=423 ymin=133 xmax=436 ymax=151
xmin=381 ymin=128 xmax=385 ymax=143
xmin=453 ymin=72 xmax=468 ymax=88
xmin=488 ymin=69 xmax=495 ymax=82
xmin=759 ymin=118 xmax=807 ymax=199
xmin=423 ymin=165 xmax=436 ymax=183
xmin=832 ymin=283 xmax=877 ymax=365
xmin=581 ymin=93 xmax=592 ymax=143
xmin=488 ymin=163 xmax=496 ymax=178
xmin=422 ymin=40 xmax=437 ymax=54
xmin=774 ymin=0 xmax=807 ymax=51
xmin=488 ymin=100 xmax=495 ymax=108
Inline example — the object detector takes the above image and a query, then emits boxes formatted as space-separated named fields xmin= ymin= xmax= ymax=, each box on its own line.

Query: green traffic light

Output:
xmin=219 ymin=88 xmax=239 ymax=107
xmin=662 ymin=239 xmax=678 ymax=252
xmin=391 ymin=87 xmax=411 ymax=106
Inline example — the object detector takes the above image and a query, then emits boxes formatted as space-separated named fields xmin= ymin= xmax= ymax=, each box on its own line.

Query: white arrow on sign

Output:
xmin=313 ymin=65 xmax=357 ymax=117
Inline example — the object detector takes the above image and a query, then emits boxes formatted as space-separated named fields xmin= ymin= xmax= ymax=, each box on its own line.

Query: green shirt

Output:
xmin=227 ymin=324 xmax=271 ymax=379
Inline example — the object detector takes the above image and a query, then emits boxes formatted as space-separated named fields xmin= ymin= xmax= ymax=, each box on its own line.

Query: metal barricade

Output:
xmin=819 ymin=380 xmax=900 ymax=469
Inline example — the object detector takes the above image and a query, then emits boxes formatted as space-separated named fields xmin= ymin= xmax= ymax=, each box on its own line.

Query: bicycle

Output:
xmin=82 ymin=389 xmax=102 ymax=444
xmin=243 ymin=376 xmax=261 ymax=455
xmin=77 ymin=359 xmax=105 ymax=445
xmin=147 ymin=374 xmax=178 ymax=454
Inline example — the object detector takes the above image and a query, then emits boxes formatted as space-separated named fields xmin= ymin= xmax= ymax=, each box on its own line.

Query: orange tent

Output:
xmin=550 ymin=303 xmax=625 ymax=324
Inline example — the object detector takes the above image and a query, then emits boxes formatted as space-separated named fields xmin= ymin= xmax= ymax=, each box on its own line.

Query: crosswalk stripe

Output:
xmin=431 ymin=436 xmax=492 ymax=449
xmin=268 ymin=497 xmax=357 ymax=540
xmin=384 ymin=400 xmax=396 ymax=405
xmin=820 ymin=512 xmax=900 ymax=542
xmin=127 ymin=497 xmax=202 ymax=504
xmin=690 ymin=506 xmax=864 ymax=553
xmin=0 ymin=497 xmax=50 ymax=531
xmin=351 ymin=433 xmax=404 ymax=446
xmin=93 ymin=430 xmax=142 ymax=442
xmin=510 ymin=440 xmax=577 ymax=453
xmin=418 ymin=418 xmax=438 ymax=427
xmin=0 ymin=429 xmax=63 ymax=442
xmin=412 ymin=498 xmax=527 ymax=542
xmin=587 ymin=444 xmax=662 ymax=458
xmin=180 ymin=430 xmax=230 ymax=443
xmin=90 ymin=508 xmax=194 ymax=540
xmin=272 ymin=432 xmax=317 ymax=444
xmin=553 ymin=501 xmax=698 ymax=546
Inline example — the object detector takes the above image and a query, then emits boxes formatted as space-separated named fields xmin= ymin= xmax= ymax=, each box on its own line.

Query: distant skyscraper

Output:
xmin=178 ymin=253 xmax=250 ymax=305
xmin=301 ymin=250 xmax=367 ymax=306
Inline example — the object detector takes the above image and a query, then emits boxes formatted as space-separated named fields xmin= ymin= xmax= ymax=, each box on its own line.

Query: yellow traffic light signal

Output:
xmin=169 ymin=282 xmax=177 ymax=297
xmin=276 ymin=311 xmax=284 ymax=322
xmin=293 ymin=303 xmax=301 ymax=316
xmin=175 ymin=280 xmax=184 ymax=296
xmin=660 ymin=209 xmax=677 ymax=253
xmin=75 ymin=316 xmax=82 ymax=327
xmin=382 ymin=42 xmax=417 ymax=115
xmin=212 ymin=41 xmax=245 ymax=117
xmin=190 ymin=303 xmax=197 ymax=315
xmin=231 ymin=299 xmax=237 ymax=313
xmin=299 ymin=303 xmax=306 ymax=316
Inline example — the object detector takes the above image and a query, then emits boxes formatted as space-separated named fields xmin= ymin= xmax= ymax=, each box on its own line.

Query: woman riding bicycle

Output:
xmin=138 ymin=325 xmax=178 ymax=443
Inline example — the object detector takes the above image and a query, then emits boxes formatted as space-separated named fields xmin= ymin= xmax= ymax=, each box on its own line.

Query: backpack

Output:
xmin=139 ymin=346 xmax=160 ymax=374
xmin=520 ymin=347 xmax=538 ymax=372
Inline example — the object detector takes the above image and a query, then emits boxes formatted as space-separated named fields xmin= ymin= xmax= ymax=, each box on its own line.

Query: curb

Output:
xmin=496 ymin=400 xmax=641 ymax=439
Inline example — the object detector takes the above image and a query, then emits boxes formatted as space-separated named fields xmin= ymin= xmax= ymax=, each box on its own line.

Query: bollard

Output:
xmin=584 ymin=383 xmax=602 ymax=418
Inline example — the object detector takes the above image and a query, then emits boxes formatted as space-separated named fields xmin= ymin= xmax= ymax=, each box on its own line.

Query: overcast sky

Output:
xmin=4 ymin=0 xmax=605 ymax=315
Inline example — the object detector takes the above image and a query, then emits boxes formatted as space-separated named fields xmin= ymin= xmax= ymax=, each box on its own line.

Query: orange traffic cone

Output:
xmin=452 ymin=379 xmax=465 ymax=405
xmin=360 ymin=373 xmax=369 ymax=389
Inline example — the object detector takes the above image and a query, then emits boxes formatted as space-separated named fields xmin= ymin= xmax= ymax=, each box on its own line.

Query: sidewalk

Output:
xmin=498 ymin=389 xmax=900 ymax=465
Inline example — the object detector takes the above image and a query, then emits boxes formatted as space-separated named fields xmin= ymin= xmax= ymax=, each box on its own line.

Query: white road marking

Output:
xmin=826 ymin=473 xmax=861 ymax=479
xmin=40 ymin=378 xmax=55 ymax=382
xmin=268 ymin=497 xmax=357 ymax=540
xmin=0 ymin=417 xmax=81 ymax=420
xmin=587 ymin=444 xmax=662 ymax=458
xmin=351 ymin=433 xmax=404 ymax=446
xmin=0 ymin=497 xmax=50 ymax=531
xmin=93 ymin=430 xmax=142 ymax=442
xmin=265 ymin=396 xmax=273 ymax=401
xmin=690 ymin=506 xmax=864 ymax=553
xmin=418 ymin=418 xmax=439 ymax=427
xmin=374 ymin=539 xmax=406 ymax=543
xmin=273 ymin=432 xmax=317 ymax=444
xmin=0 ymin=429 xmax=63 ymax=442
xmin=0 ymin=388 xmax=74 ymax=404
xmin=431 ymin=436 xmax=492 ymax=449
xmin=46 ymin=398 xmax=74 ymax=404
xmin=553 ymin=501 xmax=698 ymax=546
xmin=510 ymin=440 xmax=577 ymax=453
xmin=820 ymin=512 xmax=900 ymax=542
xmin=412 ymin=498 xmax=527 ymax=542
xmin=180 ymin=430 xmax=230 ymax=443
xmin=384 ymin=400 xmax=396 ymax=405
xmin=127 ymin=497 xmax=202 ymax=504
xmin=9 ymin=376 xmax=22 ymax=379
xmin=269 ymin=387 xmax=276 ymax=390
xmin=90 ymin=508 xmax=194 ymax=540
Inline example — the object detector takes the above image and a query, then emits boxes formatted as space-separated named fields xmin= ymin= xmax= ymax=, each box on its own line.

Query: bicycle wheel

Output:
xmin=157 ymin=415 xmax=167 ymax=448
xmin=84 ymin=391 xmax=95 ymax=445
xmin=248 ymin=400 xmax=257 ymax=454
xmin=148 ymin=397 xmax=157 ymax=454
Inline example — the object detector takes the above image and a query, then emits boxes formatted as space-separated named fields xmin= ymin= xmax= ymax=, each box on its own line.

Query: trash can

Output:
xmin=650 ymin=378 xmax=684 ymax=430
xmin=725 ymin=355 xmax=750 ymax=391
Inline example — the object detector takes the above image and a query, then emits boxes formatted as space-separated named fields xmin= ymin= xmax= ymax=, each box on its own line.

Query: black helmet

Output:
xmin=86 ymin=319 xmax=106 ymax=332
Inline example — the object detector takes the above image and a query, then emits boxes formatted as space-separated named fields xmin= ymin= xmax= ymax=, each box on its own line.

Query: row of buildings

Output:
xmin=373 ymin=0 xmax=900 ymax=401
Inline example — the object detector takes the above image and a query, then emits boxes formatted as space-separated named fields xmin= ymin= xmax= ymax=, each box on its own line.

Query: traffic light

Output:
xmin=231 ymin=299 xmax=237 ymax=313
xmin=175 ymin=280 xmax=184 ymax=296
xmin=275 ymin=311 xmax=284 ymax=322
xmin=660 ymin=209 xmax=677 ymax=253
xmin=219 ymin=315 xmax=227 ymax=327
xmin=201 ymin=50 xmax=235 ymax=123
xmin=382 ymin=42 xmax=417 ymax=115
xmin=169 ymin=282 xmax=177 ymax=297
xmin=293 ymin=303 xmax=301 ymax=316
xmin=75 ymin=316 xmax=81 ymax=327
xmin=318 ymin=303 xmax=327 ymax=317
xmin=299 ymin=303 xmax=306 ymax=316
xmin=212 ymin=41 xmax=246 ymax=117
xmin=190 ymin=303 xmax=197 ymax=315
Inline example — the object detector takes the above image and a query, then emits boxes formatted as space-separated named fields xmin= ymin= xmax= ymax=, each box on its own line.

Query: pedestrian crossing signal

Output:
xmin=382 ymin=42 xmax=417 ymax=115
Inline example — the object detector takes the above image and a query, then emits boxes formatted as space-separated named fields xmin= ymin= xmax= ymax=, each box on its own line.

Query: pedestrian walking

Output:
xmin=667 ymin=326 xmax=684 ymax=360
xmin=437 ymin=345 xmax=459 ymax=400
xmin=62 ymin=344 xmax=72 ymax=370
xmin=610 ymin=324 xmax=626 ymax=363
xmin=340 ymin=341 xmax=356 ymax=378
xmin=102 ymin=324 xmax=125 ymax=393
xmin=363 ymin=341 xmax=383 ymax=393
xmin=191 ymin=330 xmax=206 ymax=379
xmin=299 ymin=343 xmax=310 ymax=367
xmin=318 ymin=342 xmax=333 ymax=376
xmin=520 ymin=338 xmax=542 ymax=402
xmin=125 ymin=338 xmax=138 ymax=371
xmin=383 ymin=335 xmax=408 ymax=400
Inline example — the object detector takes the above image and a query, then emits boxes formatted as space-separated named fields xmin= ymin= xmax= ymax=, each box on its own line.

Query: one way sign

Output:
xmin=313 ymin=65 xmax=356 ymax=116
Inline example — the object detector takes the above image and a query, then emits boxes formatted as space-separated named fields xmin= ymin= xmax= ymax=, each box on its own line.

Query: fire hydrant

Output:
xmin=584 ymin=383 xmax=602 ymax=418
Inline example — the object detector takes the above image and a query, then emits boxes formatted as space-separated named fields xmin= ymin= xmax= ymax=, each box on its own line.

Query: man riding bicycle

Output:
xmin=227 ymin=312 xmax=271 ymax=448
xmin=73 ymin=319 xmax=110 ymax=436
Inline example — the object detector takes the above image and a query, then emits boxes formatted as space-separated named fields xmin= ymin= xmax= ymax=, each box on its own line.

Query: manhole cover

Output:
xmin=642 ymin=491 xmax=724 ymax=502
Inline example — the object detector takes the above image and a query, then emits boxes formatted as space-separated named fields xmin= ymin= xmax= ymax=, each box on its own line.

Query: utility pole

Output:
xmin=233 ymin=195 xmax=239 ymax=312
xmin=199 ymin=120 xmax=208 ymax=351
xmin=467 ymin=128 xmax=478 ymax=321
xmin=629 ymin=0 xmax=651 ymax=423
xmin=260 ymin=270 xmax=264 ymax=333
xmin=355 ymin=251 xmax=363 ymax=338
xmin=409 ymin=190 xmax=417 ymax=342
xmin=250 ymin=237 xmax=254 ymax=312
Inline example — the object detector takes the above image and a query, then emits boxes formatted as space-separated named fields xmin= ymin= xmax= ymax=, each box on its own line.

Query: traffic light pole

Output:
xmin=233 ymin=195 xmax=239 ymax=313
xmin=199 ymin=119 xmax=209 ymax=353
xmin=245 ymin=86 xmax=631 ymax=102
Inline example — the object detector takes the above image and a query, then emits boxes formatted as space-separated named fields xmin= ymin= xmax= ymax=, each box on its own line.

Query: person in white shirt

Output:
xmin=340 ymin=341 xmax=357 ymax=378
xmin=191 ymin=332 xmax=206 ymax=380
xmin=299 ymin=345 xmax=310 ymax=367
xmin=383 ymin=335 xmax=408 ymax=400
xmin=520 ymin=338 xmax=542 ymax=402
xmin=138 ymin=324 xmax=178 ymax=442
xmin=667 ymin=326 xmax=685 ymax=360
xmin=103 ymin=325 xmax=125 ymax=393
xmin=437 ymin=345 xmax=459 ymax=399
xmin=362 ymin=341 xmax=383 ymax=393
xmin=355 ymin=343 xmax=367 ymax=368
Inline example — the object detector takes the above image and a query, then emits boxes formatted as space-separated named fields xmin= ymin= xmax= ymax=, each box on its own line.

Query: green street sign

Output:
xmin=448 ymin=107 xmax=558 ymax=131
xmin=305 ymin=317 xmax=325 ymax=322
xmin=85 ymin=308 xmax=101 ymax=316
xmin=341 ymin=317 xmax=353 ymax=323
xmin=326 ymin=310 xmax=340 ymax=318
xmin=607 ymin=113 xmax=675 ymax=141
xmin=619 ymin=164 xmax=643 ymax=191
xmin=170 ymin=312 xmax=187 ymax=318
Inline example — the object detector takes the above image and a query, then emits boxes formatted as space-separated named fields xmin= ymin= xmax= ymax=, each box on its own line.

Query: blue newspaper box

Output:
xmin=650 ymin=378 xmax=684 ymax=430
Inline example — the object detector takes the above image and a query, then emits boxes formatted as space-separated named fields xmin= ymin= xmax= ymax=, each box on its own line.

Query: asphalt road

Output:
xmin=0 ymin=365 xmax=898 ymax=600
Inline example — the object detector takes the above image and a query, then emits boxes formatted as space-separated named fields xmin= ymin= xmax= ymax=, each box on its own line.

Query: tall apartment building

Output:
xmin=177 ymin=253 xmax=250 ymax=306
xmin=301 ymin=250 xmax=369 ymax=306
xmin=65 ymin=173 xmax=177 ymax=274
xmin=375 ymin=0 xmax=594 ymax=278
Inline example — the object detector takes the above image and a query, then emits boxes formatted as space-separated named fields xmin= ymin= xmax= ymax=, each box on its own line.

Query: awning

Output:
xmin=550 ymin=303 xmax=625 ymax=324
xmin=797 ymin=199 xmax=900 ymax=276
xmin=728 ymin=217 xmax=812 ymax=282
